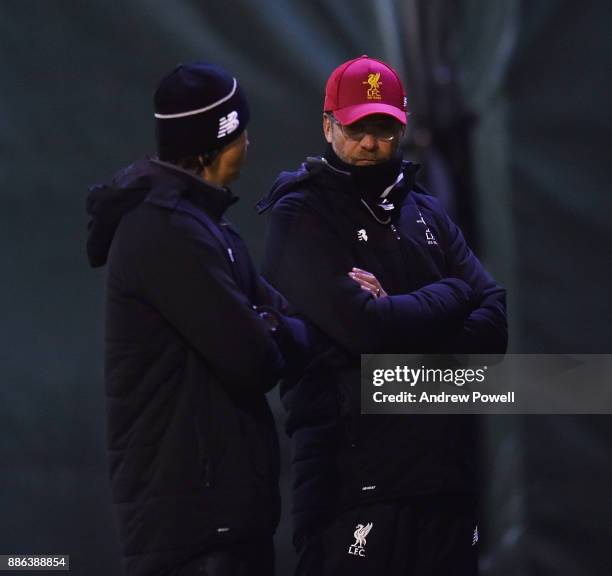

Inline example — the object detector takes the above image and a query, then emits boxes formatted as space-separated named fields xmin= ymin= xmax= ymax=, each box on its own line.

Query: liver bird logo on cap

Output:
xmin=363 ymin=73 xmax=382 ymax=100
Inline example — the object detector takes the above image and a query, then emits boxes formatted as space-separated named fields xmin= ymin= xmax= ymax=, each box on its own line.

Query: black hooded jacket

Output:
xmin=257 ymin=157 xmax=507 ymax=543
xmin=87 ymin=158 xmax=310 ymax=575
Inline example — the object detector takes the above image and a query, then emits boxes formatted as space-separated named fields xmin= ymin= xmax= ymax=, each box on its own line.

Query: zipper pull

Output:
xmin=227 ymin=247 xmax=235 ymax=263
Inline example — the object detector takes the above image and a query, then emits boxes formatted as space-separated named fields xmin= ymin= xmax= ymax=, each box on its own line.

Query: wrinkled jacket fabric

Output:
xmin=257 ymin=158 xmax=508 ymax=543
xmin=87 ymin=159 xmax=304 ymax=575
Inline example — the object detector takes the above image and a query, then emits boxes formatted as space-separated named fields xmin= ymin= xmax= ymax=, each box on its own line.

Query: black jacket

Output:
xmin=87 ymin=159 xmax=309 ymax=575
xmin=257 ymin=157 xmax=507 ymax=541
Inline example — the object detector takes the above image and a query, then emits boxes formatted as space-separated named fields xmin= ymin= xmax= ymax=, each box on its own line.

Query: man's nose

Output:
xmin=359 ymin=133 xmax=378 ymax=150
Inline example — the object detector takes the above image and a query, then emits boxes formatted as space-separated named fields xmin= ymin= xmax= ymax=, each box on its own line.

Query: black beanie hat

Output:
xmin=154 ymin=62 xmax=250 ymax=161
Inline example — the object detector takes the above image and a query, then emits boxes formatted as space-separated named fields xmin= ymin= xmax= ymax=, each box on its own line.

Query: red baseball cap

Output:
xmin=323 ymin=55 xmax=407 ymax=126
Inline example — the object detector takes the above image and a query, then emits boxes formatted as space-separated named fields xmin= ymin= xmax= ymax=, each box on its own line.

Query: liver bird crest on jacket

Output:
xmin=352 ymin=522 xmax=373 ymax=548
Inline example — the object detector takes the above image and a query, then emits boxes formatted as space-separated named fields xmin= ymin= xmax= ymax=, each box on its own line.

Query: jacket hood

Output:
xmin=255 ymin=160 xmax=312 ymax=215
xmin=86 ymin=158 xmax=238 ymax=268
xmin=86 ymin=159 xmax=155 ymax=268
xmin=255 ymin=157 xmax=420 ymax=215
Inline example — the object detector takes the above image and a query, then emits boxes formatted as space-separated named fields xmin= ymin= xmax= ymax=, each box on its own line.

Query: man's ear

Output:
xmin=201 ymin=149 xmax=221 ymax=167
xmin=323 ymin=114 xmax=333 ymax=144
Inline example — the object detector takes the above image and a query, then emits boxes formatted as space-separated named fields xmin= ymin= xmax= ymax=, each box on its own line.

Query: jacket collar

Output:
xmin=305 ymin=156 xmax=419 ymax=206
xmin=147 ymin=158 xmax=238 ymax=220
xmin=256 ymin=157 xmax=421 ymax=216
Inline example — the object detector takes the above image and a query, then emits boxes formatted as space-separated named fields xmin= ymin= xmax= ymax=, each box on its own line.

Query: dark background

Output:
xmin=1 ymin=1 xmax=611 ymax=574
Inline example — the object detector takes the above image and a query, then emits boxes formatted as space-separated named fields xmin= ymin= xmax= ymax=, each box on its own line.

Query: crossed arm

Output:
xmin=262 ymin=197 xmax=482 ymax=355
xmin=347 ymin=207 xmax=508 ymax=354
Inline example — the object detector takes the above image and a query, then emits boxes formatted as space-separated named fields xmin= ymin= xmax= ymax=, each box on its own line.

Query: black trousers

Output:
xmin=295 ymin=497 xmax=478 ymax=576
xmin=169 ymin=537 xmax=275 ymax=576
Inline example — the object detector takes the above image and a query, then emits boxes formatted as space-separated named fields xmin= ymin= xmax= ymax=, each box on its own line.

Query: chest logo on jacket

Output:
xmin=357 ymin=229 xmax=369 ymax=242
xmin=348 ymin=522 xmax=373 ymax=557
xmin=416 ymin=210 xmax=439 ymax=246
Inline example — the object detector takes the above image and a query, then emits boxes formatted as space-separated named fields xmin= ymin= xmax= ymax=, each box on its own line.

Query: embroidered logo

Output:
xmin=472 ymin=525 xmax=479 ymax=546
xmin=217 ymin=110 xmax=239 ymax=138
xmin=357 ymin=229 xmax=368 ymax=242
xmin=362 ymin=73 xmax=382 ymax=100
xmin=416 ymin=210 xmax=438 ymax=246
xmin=348 ymin=522 xmax=373 ymax=557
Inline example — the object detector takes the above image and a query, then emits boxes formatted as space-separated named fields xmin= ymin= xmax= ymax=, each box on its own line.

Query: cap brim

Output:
xmin=333 ymin=103 xmax=407 ymax=126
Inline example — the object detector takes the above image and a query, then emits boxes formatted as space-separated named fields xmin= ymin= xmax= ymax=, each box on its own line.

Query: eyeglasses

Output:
xmin=326 ymin=113 xmax=403 ymax=142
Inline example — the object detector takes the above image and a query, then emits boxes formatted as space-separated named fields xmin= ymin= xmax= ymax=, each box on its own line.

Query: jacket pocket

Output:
xmin=191 ymin=359 xmax=238 ymax=488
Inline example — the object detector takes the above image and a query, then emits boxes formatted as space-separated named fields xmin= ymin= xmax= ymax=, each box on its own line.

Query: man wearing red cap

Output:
xmin=257 ymin=56 xmax=507 ymax=574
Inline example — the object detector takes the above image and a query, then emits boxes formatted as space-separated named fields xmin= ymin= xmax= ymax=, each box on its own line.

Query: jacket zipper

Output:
xmin=390 ymin=223 xmax=401 ymax=240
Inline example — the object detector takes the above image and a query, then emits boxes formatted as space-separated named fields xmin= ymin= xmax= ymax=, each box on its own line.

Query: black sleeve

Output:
xmin=262 ymin=195 xmax=476 ymax=355
xmin=137 ymin=209 xmax=284 ymax=395
xmin=438 ymin=209 xmax=508 ymax=353
xmin=254 ymin=276 xmax=330 ymax=377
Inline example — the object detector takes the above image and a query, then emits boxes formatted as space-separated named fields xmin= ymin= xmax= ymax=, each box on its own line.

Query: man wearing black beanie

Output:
xmin=86 ymin=62 xmax=317 ymax=576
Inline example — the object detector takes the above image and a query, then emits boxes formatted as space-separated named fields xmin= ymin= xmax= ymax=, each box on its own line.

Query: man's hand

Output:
xmin=348 ymin=267 xmax=388 ymax=299
xmin=253 ymin=305 xmax=280 ymax=333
